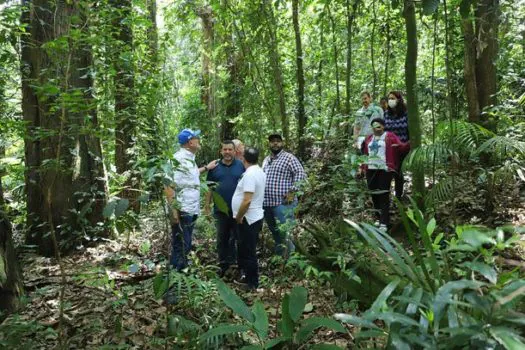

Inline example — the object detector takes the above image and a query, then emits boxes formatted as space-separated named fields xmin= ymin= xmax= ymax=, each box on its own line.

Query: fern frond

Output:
xmin=425 ymin=176 xmax=456 ymax=208
xmin=476 ymin=136 xmax=525 ymax=159
xmin=403 ymin=142 xmax=455 ymax=172
xmin=436 ymin=121 xmax=494 ymax=154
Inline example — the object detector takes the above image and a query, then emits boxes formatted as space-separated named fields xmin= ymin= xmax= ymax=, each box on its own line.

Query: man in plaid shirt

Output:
xmin=262 ymin=134 xmax=306 ymax=257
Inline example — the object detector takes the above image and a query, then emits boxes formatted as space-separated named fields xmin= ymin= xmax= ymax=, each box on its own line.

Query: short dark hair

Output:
xmin=268 ymin=134 xmax=283 ymax=142
xmin=221 ymin=140 xmax=235 ymax=147
xmin=361 ymin=91 xmax=371 ymax=98
xmin=243 ymin=147 xmax=259 ymax=164
xmin=380 ymin=96 xmax=388 ymax=102
xmin=370 ymin=118 xmax=385 ymax=126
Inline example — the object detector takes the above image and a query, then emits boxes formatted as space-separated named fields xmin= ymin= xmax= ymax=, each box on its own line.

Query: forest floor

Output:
xmin=2 ymin=210 xmax=354 ymax=349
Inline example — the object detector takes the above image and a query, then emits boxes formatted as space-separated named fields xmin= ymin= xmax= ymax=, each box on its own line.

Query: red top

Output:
xmin=361 ymin=132 xmax=410 ymax=172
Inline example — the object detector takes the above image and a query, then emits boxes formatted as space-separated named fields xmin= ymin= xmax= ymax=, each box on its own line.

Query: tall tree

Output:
xmin=403 ymin=0 xmax=425 ymax=199
xmin=461 ymin=0 xmax=500 ymax=125
xmin=0 ymin=212 xmax=23 ymax=314
xmin=21 ymin=0 xmax=107 ymax=256
xmin=292 ymin=0 xmax=306 ymax=159
xmin=264 ymin=1 xmax=289 ymax=141
xmin=345 ymin=0 xmax=360 ymax=116
xmin=110 ymin=0 xmax=140 ymax=212
xmin=197 ymin=6 xmax=216 ymax=123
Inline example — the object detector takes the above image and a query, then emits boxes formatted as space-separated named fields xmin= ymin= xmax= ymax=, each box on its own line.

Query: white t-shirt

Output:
xmin=231 ymin=165 xmax=266 ymax=225
xmin=367 ymin=133 xmax=387 ymax=170
xmin=171 ymin=148 xmax=200 ymax=215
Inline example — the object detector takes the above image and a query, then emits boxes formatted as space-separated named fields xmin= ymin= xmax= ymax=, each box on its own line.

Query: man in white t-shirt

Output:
xmin=231 ymin=147 xmax=266 ymax=290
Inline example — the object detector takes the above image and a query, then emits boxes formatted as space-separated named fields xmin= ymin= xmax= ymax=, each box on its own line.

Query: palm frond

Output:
xmin=425 ymin=176 xmax=456 ymax=208
xmin=403 ymin=142 xmax=454 ymax=172
xmin=436 ymin=121 xmax=494 ymax=154
xmin=476 ymin=136 xmax=525 ymax=159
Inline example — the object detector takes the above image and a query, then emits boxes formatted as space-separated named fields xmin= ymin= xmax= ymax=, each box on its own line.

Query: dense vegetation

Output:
xmin=0 ymin=0 xmax=524 ymax=348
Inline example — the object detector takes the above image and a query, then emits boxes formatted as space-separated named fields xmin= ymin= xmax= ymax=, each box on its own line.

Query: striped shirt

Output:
xmin=262 ymin=150 xmax=306 ymax=207
xmin=384 ymin=110 xmax=409 ymax=142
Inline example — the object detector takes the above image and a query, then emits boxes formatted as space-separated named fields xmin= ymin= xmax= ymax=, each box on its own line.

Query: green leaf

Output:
xmin=153 ymin=273 xmax=168 ymax=299
xmin=288 ymin=286 xmax=308 ymax=322
xmin=215 ymin=279 xmax=254 ymax=323
xmin=433 ymin=280 xmax=485 ymax=325
xmin=241 ymin=346 xmax=264 ymax=350
xmin=310 ymin=345 xmax=343 ymax=350
xmin=295 ymin=317 xmax=345 ymax=344
xmin=334 ymin=313 xmax=381 ymax=330
xmin=114 ymin=198 xmax=129 ymax=217
xmin=102 ymin=199 xmax=117 ymax=218
xmin=427 ymin=218 xmax=437 ymax=236
xmin=280 ymin=294 xmax=294 ymax=338
xmin=199 ymin=324 xmax=251 ymax=342
xmin=264 ymin=336 xmax=290 ymax=349
xmin=490 ymin=327 xmax=525 ymax=350
xmin=253 ymin=300 xmax=269 ymax=339
xmin=462 ymin=261 xmax=498 ymax=284
xmin=422 ymin=0 xmax=440 ymax=15
xmin=370 ymin=278 xmax=400 ymax=312
xmin=212 ymin=191 xmax=230 ymax=216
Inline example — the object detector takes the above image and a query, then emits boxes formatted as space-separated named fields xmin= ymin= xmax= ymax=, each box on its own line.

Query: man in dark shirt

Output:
xmin=205 ymin=140 xmax=245 ymax=276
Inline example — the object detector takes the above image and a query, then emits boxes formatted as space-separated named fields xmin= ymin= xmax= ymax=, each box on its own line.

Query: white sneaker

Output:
xmin=378 ymin=224 xmax=388 ymax=231
xmin=374 ymin=221 xmax=380 ymax=227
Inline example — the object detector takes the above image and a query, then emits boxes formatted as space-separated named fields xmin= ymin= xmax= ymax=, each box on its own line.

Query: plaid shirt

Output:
xmin=262 ymin=150 xmax=306 ymax=207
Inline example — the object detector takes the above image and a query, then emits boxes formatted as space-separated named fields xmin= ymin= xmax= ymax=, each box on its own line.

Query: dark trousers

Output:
xmin=237 ymin=218 xmax=263 ymax=288
xmin=170 ymin=212 xmax=197 ymax=270
xmin=214 ymin=212 xmax=237 ymax=273
xmin=395 ymin=153 xmax=407 ymax=199
xmin=366 ymin=170 xmax=393 ymax=226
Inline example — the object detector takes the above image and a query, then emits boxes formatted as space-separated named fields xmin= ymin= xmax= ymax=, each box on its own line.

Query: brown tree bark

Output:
xmin=0 ymin=212 xmax=23 ymax=315
xmin=328 ymin=4 xmax=341 ymax=112
xmin=223 ymin=32 xmax=242 ymax=141
xmin=21 ymin=1 xmax=107 ymax=256
xmin=461 ymin=14 xmax=481 ymax=122
xmin=197 ymin=6 xmax=216 ymax=122
xmin=345 ymin=0 xmax=360 ymax=116
xmin=403 ymin=0 xmax=425 ymax=201
xmin=475 ymin=0 xmax=499 ymax=111
xmin=265 ymin=1 xmax=289 ymax=141
xmin=111 ymin=0 xmax=140 ymax=212
xmin=292 ymin=0 xmax=306 ymax=159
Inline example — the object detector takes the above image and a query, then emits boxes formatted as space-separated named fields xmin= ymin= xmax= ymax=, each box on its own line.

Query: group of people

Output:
xmin=164 ymin=90 xmax=409 ymax=291
xmin=353 ymin=91 xmax=410 ymax=230
xmin=165 ymin=130 xmax=305 ymax=291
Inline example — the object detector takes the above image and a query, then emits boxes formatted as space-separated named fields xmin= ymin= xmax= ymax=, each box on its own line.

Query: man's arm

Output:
xmin=199 ymin=159 xmax=219 ymax=174
xmin=164 ymin=185 xmax=180 ymax=224
xmin=235 ymin=192 xmax=254 ymax=223
xmin=285 ymin=156 xmax=306 ymax=203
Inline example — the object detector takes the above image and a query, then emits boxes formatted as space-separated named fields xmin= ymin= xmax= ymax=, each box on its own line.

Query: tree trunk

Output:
xmin=461 ymin=13 xmax=481 ymax=122
xmin=21 ymin=1 xmax=107 ymax=256
xmin=265 ymin=1 xmax=289 ymax=141
xmin=223 ymin=33 xmax=242 ymax=141
xmin=145 ymin=0 xmax=160 ymax=158
xmin=328 ymin=5 xmax=341 ymax=113
xmin=198 ymin=6 xmax=216 ymax=122
xmin=383 ymin=2 xmax=391 ymax=98
xmin=370 ymin=0 xmax=378 ymax=97
xmin=403 ymin=0 xmax=425 ymax=200
xmin=475 ymin=0 xmax=499 ymax=112
xmin=345 ymin=0 xmax=359 ymax=116
xmin=0 ymin=212 xmax=23 ymax=315
xmin=111 ymin=0 xmax=140 ymax=212
xmin=292 ymin=0 xmax=306 ymax=159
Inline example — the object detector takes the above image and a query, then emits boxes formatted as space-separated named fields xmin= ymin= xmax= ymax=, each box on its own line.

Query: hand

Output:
xmin=284 ymin=192 xmax=295 ymax=205
xmin=206 ymin=159 xmax=219 ymax=171
xmin=235 ymin=216 xmax=243 ymax=224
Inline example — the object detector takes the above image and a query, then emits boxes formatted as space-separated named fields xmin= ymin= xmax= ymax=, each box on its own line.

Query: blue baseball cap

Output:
xmin=178 ymin=129 xmax=201 ymax=145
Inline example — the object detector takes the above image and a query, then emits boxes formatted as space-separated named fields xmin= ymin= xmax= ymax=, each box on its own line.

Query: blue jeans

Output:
xmin=237 ymin=218 xmax=263 ymax=288
xmin=170 ymin=212 xmax=197 ymax=270
xmin=214 ymin=212 xmax=237 ymax=273
xmin=264 ymin=201 xmax=297 ymax=257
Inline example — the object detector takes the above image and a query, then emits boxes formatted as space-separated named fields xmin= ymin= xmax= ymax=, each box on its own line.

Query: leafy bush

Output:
xmin=338 ymin=202 xmax=525 ymax=349
xmin=199 ymin=279 xmax=346 ymax=349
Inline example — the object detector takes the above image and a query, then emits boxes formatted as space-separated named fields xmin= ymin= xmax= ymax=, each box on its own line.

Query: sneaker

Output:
xmin=374 ymin=221 xmax=380 ymax=227
xmin=378 ymin=224 xmax=388 ymax=231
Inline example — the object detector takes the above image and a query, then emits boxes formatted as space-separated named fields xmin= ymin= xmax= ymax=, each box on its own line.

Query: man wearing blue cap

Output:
xmin=165 ymin=129 xmax=217 ymax=270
